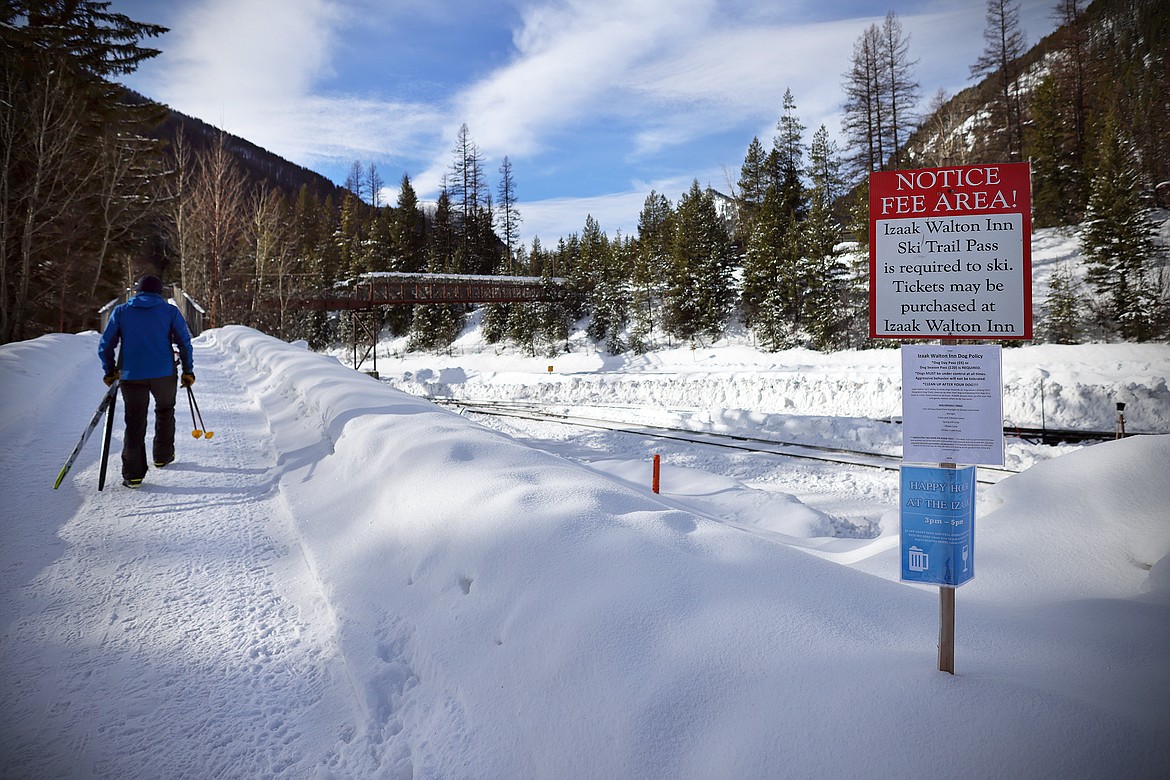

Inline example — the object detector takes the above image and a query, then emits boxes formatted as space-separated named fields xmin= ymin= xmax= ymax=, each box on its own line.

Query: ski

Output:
xmin=53 ymin=380 xmax=120 ymax=490
xmin=97 ymin=379 xmax=119 ymax=491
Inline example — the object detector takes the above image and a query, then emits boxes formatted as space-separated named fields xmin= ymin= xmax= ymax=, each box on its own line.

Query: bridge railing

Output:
xmin=98 ymin=285 xmax=206 ymax=337
xmin=294 ymin=272 xmax=567 ymax=310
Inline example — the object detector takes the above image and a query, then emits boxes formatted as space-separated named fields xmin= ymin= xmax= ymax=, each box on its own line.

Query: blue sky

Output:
xmin=108 ymin=0 xmax=1058 ymax=246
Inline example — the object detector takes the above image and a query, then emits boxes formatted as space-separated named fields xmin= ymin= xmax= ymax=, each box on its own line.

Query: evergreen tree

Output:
xmin=337 ymin=191 xmax=365 ymax=277
xmin=741 ymin=188 xmax=789 ymax=347
xmin=1025 ymin=0 xmax=1090 ymax=225
xmin=481 ymin=301 xmax=509 ymax=344
xmin=1080 ymin=112 xmax=1161 ymax=341
xmin=1027 ymin=75 xmax=1081 ymax=227
xmin=771 ymin=88 xmax=806 ymax=220
xmin=410 ymin=190 xmax=463 ymax=350
xmin=365 ymin=207 xmax=393 ymax=274
xmin=1 ymin=0 xmax=167 ymax=342
xmin=736 ymin=136 xmax=768 ymax=242
xmin=582 ymin=219 xmax=629 ymax=353
xmin=496 ymin=156 xmax=521 ymax=273
xmin=802 ymin=187 xmax=847 ymax=351
xmin=390 ymin=174 xmax=426 ymax=274
xmin=526 ymin=236 xmax=570 ymax=355
xmin=666 ymin=181 xmax=734 ymax=342
xmin=447 ymin=124 xmax=497 ymax=275
xmin=1040 ymin=264 xmax=1084 ymax=343
xmin=632 ymin=191 xmax=673 ymax=351
xmin=807 ymin=125 xmax=848 ymax=223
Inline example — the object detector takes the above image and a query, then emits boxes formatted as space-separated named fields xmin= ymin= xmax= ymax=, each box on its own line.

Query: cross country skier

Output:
xmin=98 ymin=274 xmax=195 ymax=488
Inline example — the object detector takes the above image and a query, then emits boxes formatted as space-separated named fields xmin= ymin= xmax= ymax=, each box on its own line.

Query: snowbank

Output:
xmin=1 ymin=327 xmax=1167 ymax=778
xmin=219 ymin=326 xmax=1170 ymax=777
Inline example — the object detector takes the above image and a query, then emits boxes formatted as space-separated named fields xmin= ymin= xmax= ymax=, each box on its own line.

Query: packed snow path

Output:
xmin=2 ymin=336 xmax=356 ymax=777
xmin=2 ymin=328 xmax=1168 ymax=778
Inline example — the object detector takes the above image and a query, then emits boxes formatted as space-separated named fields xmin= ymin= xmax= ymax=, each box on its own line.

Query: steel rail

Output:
xmin=432 ymin=397 xmax=1021 ymax=484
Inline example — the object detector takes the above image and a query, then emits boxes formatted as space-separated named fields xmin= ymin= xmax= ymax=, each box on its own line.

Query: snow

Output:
xmin=2 ymin=317 xmax=1168 ymax=778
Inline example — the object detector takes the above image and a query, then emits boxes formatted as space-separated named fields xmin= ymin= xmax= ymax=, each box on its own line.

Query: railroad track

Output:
xmin=431 ymin=397 xmax=1022 ymax=484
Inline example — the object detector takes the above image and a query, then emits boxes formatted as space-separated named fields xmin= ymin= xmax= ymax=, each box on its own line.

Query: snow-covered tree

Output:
xmin=666 ymin=181 xmax=734 ymax=342
xmin=1080 ymin=112 xmax=1161 ymax=341
xmin=1040 ymin=264 xmax=1085 ymax=343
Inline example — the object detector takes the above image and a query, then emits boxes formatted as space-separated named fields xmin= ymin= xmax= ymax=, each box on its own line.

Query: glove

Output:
xmin=103 ymin=370 xmax=120 ymax=387
xmin=181 ymin=372 xmax=196 ymax=388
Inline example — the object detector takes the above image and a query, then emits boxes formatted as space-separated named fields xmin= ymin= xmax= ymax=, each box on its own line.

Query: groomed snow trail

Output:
xmin=0 ymin=335 xmax=356 ymax=779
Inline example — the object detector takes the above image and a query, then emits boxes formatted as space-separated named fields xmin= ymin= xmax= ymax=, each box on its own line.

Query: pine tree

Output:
xmin=530 ymin=236 xmax=570 ymax=355
xmin=1026 ymin=0 xmax=1091 ymax=224
xmin=496 ymin=156 xmax=522 ymax=273
xmin=1080 ymin=112 xmax=1160 ymax=341
xmin=736 ymin=136 xmax=768 ymax=241
xmin=410 ymin=190 xmax=463 ymax=350
xmin=632 ymin=191 xmax=673 ymax=351
xmin=1040 ymin=264 xmax=1084 ymax=343
xmin=771 ymin=88 xmax=806 ymax=220
xmin=448 ymin=124 xmax=497 ymax=275
xmin=337 ymin=191 xmax=365 ymax=277
xmin=807 ymin=125 xmax=847 ymax=224
xmin=1027 ymin=75 xmax=1080 ymax=227
xmin=802 ymin=183 xmax=847 ymax=351
xmin=666 ymin=181 xmax=734 ymax=342
xmin=582 ymin=220 xmax=629 ymax=354
xmin=481 ymin=301 xmax=509 ymax=344
xmin=390 ymin=174 xmax=426 ymax=274
xmin=1 ymin=0 xmax=167 ymax=342
xmin=741 ymin=189 xmax=789 ymax=348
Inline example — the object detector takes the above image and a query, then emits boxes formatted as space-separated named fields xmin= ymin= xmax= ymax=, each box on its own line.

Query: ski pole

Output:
xmin=97 ymin=353 xmax=123 ymax=491
xmin=187 ymin=386 xmax=213 ymax=439
xmin=187 ymin=383 xmax=202 ymax=438
xmin=97 ymin=379 xmax=118 ymax=490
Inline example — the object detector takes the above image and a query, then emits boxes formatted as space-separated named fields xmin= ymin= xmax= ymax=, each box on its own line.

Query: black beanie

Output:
xmin=136 ymin=275 xmax=164 ymax=294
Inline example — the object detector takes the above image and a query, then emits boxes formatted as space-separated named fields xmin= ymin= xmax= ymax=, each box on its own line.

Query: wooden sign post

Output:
xmin=872 ymin=163 xmax=1032 ymax=675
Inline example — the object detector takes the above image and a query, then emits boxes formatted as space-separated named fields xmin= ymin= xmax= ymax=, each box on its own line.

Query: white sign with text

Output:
xmin=901 ymin=345 xmax=1004 ymax=466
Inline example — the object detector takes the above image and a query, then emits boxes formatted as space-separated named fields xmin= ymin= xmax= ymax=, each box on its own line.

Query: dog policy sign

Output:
xmin=869 ymin=163 xmax=1032 ymax=340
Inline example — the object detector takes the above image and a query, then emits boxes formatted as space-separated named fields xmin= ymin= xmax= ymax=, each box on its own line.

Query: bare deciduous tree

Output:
xmin=187 ymin=133 xmax=248 ymax=326
xmin=971 ymin=0 xmax=1028 ymax=162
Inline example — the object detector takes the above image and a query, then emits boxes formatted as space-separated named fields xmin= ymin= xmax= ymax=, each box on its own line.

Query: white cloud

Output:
xmin=449 ymin=0 xmax=713 ymax=158
xmin=151 ymin=0 xmax=444 ymax=169
xmin=517 ymin=172 xmax=705 ymax=247
xmin=127 ymin=0 xmax=1060 ymax=246
xmin=166 ymin=0 xmax=338 ymax=106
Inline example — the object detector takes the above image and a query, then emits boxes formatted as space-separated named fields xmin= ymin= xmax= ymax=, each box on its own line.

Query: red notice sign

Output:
xmin=869 ymin=163 xmax=1032 ymax=340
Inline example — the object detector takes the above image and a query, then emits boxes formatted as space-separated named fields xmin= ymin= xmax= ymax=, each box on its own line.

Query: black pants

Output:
xmin=121 ymin=376 xmax=177 ymax=481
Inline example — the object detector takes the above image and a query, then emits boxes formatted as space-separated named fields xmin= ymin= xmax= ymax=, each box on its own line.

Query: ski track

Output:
xmin=0 ymin=336 xmax=357 ymax=779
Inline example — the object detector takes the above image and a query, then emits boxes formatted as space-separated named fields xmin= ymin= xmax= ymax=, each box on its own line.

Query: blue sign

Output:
xmin=900 ymin=465 xmax=975 ymax=587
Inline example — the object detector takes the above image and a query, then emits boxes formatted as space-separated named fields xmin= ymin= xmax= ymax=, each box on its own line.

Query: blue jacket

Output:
xmin=99 ymin=292 xmax=194 ymax=380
